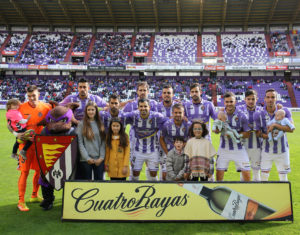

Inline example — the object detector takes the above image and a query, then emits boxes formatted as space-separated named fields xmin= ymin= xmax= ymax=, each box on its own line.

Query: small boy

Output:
xmin=166 ymin=136 xmax=189 ymax=181
xmin=212 ymin=111 xmax=243 ymax=143
xmin=268 ymin=109 xmax=295 ymax=142
xmin=6 ymin=99 xmax=34 ymax=160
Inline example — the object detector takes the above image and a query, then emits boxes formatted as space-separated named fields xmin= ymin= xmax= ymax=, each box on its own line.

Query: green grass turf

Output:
xmin=0 ymin=110 xmax=299 ymax=235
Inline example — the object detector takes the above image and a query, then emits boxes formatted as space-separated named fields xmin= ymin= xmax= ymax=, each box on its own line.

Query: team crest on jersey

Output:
xmin=235 ymin=116 xmax=239 ymax=122
xmin=201 ymin=105 xmax=205 ymax=111
xmin=182 ymin=127 xmax=186 ymax=132
xmin=148 ymin=119 xmax=152 ymax=124
xmin=38 ymin=112 xmax=43 ymax=117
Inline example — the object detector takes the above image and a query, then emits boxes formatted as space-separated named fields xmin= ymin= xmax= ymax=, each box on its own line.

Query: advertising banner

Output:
xmin=47 ymin=64 xmax=87 ymax=70
xmin=275 ymin=52 xmax=290 ymax=56
xmin=62 ymin=182 xmax=292 ymax=222
xmin=288 ymin=66 xmax=300 ymax=70
xmin=226 ymin=65 xmax=266 ymax=70
xmin=28 ymin=65 xmax=48 ymax=70
xmin=2 ymin=51 xmax=17 ymax=56
xmin=202 ymin=52 xmax=218 ymax=57
xmin=266 ymin=65 xmax=288 ymax=70
xmin=133 ymin=52 xmax=148 ymax=57
xmin=0 ymin=64 xmax=9 ymax=69
xmin=71 ymin=52 xmax=86 ymax=57
xmin=204 ymin=65 xmax=225 ymax=71
xmin=8 ymin=64 xmax=27 ymax=69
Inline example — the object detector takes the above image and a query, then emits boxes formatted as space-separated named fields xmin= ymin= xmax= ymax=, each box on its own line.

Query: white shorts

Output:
xmin=216 ymin=148 xmax=250 ymax=172
xmin=245 ymin=148 xmax=261 ymax=170
xmin=261 ymin=151 xmax=290 ymax=174
xmin=132 ymin=150 xmax=159 ymax=172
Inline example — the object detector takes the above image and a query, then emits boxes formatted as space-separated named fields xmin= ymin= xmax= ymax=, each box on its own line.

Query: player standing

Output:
xmin=237 ymin=89 xmax=263 ymax=181
xmin=214 ymin=92 xmax=251 ymax=181
xmin=12 ymin=85 xmax=51 ymax=211
xmin=124 ymin=99 xmax=167 ymax=181
xmin=255 ymin=89 xmax=295 ymax=181
xmin=59 ymin=78 xmax=107 ymax=120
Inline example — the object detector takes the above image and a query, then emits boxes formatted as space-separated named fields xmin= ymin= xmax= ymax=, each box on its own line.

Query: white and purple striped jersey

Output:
xmin=156 ymin=101 xmax=175 ymax=118
xmin=183 ymin=99 xmax=217 ymax=140
xmin=161 ymin=119 xmax=191 ymax=151
xmin=254 ymin=107 xmax=293 ymax=154
xmin=99 ymin=109 xmax=125 ymax=133
xmin=124 ymin=111 xmax=168 ymax=153
xmin=219 ymin=108 xmax=250 ymax=151
xmin=123 ymin=99 xmax=158 ymax=113
xmin=60 ymin=94 xmax=107 ymax=120
xmin=237 ymin=105 xmax=263 ymax=150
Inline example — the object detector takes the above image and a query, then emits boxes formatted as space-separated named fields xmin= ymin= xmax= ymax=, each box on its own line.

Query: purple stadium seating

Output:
xmin=152 ymin=34 xmax=197 ymax=64
xmin=4 ymin=33 xmax=27 ymax=52
xmin=89 ymin=33 xmax=132 ymax=66
xmin=202 ymin=34 xmax=217 ymax=53
xmin=221 ymin=33 xmax=269 ymax=64
xmin=73 ymin=33 xmax=92 ymax=52
xmin=20 ymin=33 xmax=73 ymax=64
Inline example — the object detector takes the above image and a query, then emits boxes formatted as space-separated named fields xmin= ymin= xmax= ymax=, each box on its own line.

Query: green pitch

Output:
xmin=0 ymin=110 xmax=299 ymax=235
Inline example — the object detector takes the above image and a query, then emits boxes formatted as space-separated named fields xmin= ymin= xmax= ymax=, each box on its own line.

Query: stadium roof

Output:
xmin=0 ymin=0 xmax=300 ymax=28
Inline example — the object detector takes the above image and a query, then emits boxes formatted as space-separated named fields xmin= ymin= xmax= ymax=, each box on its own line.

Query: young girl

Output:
xmin=76 ymin=101 xmax=106 ymax=180
xmin=6 ymin=98 xmax=34 ymax=160
xmin=184 ymin=120 xmax=217 ymax=181
xmin=105 ymin=118 xmax=130 ymax=180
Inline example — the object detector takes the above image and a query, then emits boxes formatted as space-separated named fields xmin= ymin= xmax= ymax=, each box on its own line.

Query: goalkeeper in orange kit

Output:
xmin=8 ymin=85 xmax=51 ymax=211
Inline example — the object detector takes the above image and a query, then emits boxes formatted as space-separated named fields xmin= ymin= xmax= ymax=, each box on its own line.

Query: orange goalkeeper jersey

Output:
xmin=19 ymin=101 xmax=51 ymax=134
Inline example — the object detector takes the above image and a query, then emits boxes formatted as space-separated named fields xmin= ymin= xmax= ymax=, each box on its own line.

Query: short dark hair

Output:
xmin=245 ymin=89 xmax=257 ymax=97
xmin=78 ymin=78 xmax=88 ymax=84
xmin=188 ymin=120 xmax=209 ymax=138
xmin=109 ymin=93 xmax=120 ymax=102
xmin=190 ymin=83 xmax=201 ymax=91
xmin=26 ymin=85 xmax=38 ymax=93
xmin=172 ymin=103 xmax=184 ymax=112
xmin=138 ymin=98 xmax=150 ymax=106
xmin=163 ymin=84 xmax=173 ymax=90
xmin=137 ymin=81 xmax=149 ymax=90
xmin=265 ymin=88 xmax=277 ymax=96
xmin=173 ymin=136 xmax=185 ymax=143
xmin=224 ymin=91 xmax=235 ymax=99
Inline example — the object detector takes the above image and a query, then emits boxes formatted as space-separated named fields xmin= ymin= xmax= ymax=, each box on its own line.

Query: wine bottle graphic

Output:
xmin=182 ymin=184 xmax=276 ymax=220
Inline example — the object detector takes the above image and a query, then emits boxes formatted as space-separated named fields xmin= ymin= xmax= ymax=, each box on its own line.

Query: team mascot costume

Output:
xmin=38 ymin=105 xmax=78 ymax=210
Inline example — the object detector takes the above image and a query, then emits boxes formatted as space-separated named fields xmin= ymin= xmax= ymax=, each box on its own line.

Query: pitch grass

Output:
xmin=0 ymin=110 xmax=299 ymax=235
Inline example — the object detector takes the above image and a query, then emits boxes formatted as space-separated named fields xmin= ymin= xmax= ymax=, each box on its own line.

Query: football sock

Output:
xmin=147 ymin=175 xmax=157 ymax=181
xmin=240 ymin=173 xmax=244 ymax=181
xmin=128 ymin=165 xmax=133 ymax=181
xmin=18 ymin=170 xmax=29 ymax=203
xmin=252 ymin=170 xmax=261 ymax=181
xmin=279 ymin=173 xmax=288 ymax=181
xmin=261 ymin=172 xmax=270 ymax=181
xmin=145 ymin=167 xmax=151 ymax=180
xmin=132 ymin=175 xmax=139 ymax=181
xmin=31 ymin=170 xmax=40 ymax=197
